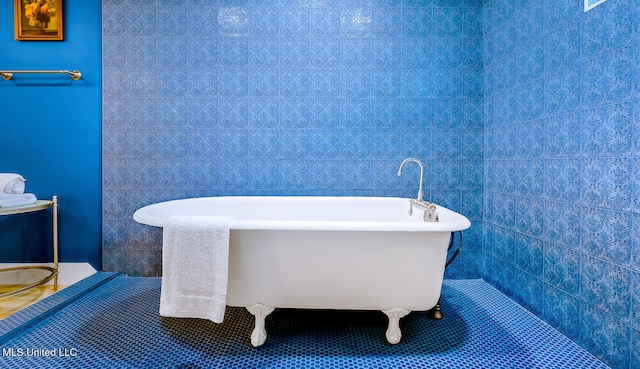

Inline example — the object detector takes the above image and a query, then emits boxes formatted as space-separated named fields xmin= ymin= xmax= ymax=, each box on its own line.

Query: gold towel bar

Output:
xmin=0 ymin=69 xmax=81 ymax=81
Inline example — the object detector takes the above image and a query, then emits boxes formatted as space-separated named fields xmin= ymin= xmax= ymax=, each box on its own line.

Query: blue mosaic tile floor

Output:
xmin=0 ymin=276 xmax=608 ymax=368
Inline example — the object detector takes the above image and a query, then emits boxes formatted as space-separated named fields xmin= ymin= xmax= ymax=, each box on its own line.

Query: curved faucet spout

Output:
xmin=397 ymin=158 xmax=424 ymax=202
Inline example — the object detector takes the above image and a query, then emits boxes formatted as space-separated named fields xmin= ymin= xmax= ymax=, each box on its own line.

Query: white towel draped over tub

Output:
xmin=0 ymin=173 xmax=26 ymax=194
xmin=160 ymin=215 xmax=232 ymax=323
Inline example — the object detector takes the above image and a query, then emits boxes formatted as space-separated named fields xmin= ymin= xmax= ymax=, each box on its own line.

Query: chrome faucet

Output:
xmin=397 ymin=157 xmax=438 ymax=222
xmin=397 ymin=157 xmax=424 ymax=202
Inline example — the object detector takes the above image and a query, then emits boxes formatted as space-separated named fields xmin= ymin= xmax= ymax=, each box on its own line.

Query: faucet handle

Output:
xmin=408 ymin=198 xmax=438 ymax=222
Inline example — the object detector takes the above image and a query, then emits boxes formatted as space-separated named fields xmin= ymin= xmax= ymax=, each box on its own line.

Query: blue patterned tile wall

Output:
xmin=483 ymin=0 xmax=639 ymax=368
xmin=102 ymin=1 xmax=484 ymax=279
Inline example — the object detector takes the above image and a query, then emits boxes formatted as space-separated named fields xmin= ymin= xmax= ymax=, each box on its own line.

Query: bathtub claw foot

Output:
xmin=246 ymin=304 xmax=275 ymax=347
xmin=428 ymin=300 xmax=443 ymax=320
xmin=382 ymin=308 xmax=410 ymax=344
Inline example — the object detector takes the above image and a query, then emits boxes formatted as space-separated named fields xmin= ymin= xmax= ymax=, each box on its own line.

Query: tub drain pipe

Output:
xmin=445 ymin=231 xmax=463 ymax=268
xmin=429 ymin=231 xmax=464 ymax=320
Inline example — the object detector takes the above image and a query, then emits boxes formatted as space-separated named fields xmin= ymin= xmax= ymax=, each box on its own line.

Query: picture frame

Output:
xmin=584 ymin=0 xmax=607 ymax=12
xmin=14 ymin=0 xmax=63 ymax=41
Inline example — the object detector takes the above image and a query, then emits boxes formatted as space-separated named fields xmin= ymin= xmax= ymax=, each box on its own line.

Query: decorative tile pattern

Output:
xmin=543 ymin=284 xmax=580 ymax=341
xmin=582 ymin=158 xmax=632 ymax=211
xmin=544 ymin=20 xmax=580 ymax=74
xmin=513 ymin=268 xmax=543 ymax=316
xmin=580 ymin=304 xmax=631 ymax=369
xmin=581 ymin=207 xmax=633 ymax=266
xmin=544 ymin=242 xmax=580 ymax=296
xmin=580 ymin=0 xmax=633 ymax=60
xmin=484 ymin=1 xmax=639 ymax=367
xmin=543 ymin=201 xmax=581 ymax=249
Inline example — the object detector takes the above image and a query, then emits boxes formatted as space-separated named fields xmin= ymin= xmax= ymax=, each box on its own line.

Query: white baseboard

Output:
xmin=0 ymin=263 xmax=97 ymax=286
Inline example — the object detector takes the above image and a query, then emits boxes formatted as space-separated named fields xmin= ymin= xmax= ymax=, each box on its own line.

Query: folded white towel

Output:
xmin=0 ymin=193 xmax=37 ymax=208
xmin=159 ymin=215 xmax=232 ymax=324
xmin=0 ymin=173 xmax=26 ymax=194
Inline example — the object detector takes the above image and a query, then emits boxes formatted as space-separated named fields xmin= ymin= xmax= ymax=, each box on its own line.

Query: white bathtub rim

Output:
xmin=133 ymin=196 xmax=471 ymax=232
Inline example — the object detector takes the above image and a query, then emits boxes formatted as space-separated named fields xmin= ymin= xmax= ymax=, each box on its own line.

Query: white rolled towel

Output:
xmin=0 ymin=193 xmax=37 ymax=208
xmin=0 ymin=173 xmax=26 ymax=194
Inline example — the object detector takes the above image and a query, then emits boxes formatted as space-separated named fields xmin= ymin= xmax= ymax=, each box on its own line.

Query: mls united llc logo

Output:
xmin=2 ymin=347 xmax=78 ymax=357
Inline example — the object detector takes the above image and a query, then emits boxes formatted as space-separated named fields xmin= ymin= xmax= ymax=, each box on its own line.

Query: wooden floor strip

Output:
xmin=0 ymin=285 xmax=67 ymax=320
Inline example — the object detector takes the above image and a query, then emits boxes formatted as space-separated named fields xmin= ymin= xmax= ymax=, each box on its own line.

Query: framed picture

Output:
xmin=584 ymin=0 xmax=607 ymax=12
xmin=14 ymin=0 xmax=63 ymax=41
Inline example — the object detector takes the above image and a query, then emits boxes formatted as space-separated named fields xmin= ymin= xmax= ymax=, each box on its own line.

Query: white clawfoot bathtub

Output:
xmin=133 ymin=196 xmax=470 ymax=346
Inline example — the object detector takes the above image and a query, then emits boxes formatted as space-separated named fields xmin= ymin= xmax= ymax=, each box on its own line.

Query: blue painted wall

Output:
xmin=101 ymin=0 xmax=485 ymax=278
xmin=483 ymin=0 xmax=639 ymax=367
xmin=0 ymin=1 xmax=102 ymax=269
